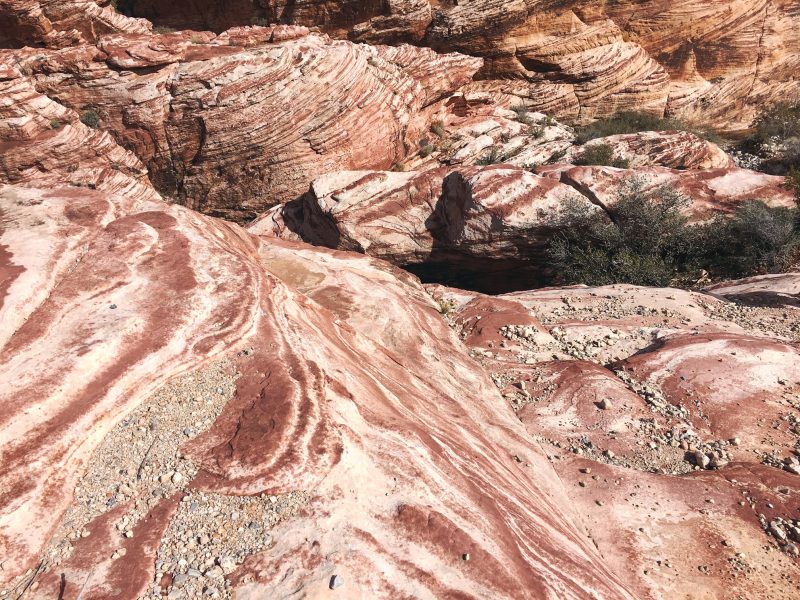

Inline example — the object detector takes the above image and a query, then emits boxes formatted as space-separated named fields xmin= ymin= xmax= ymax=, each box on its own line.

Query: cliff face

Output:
xmin=108 ymin=0 xmax=800 ymax=128
xmin=1 ymin=27 xmax=480 ymax=220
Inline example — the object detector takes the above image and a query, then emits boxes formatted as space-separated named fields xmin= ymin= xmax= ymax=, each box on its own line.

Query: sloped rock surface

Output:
xmin=706 ymin=272 xmax=800 ymax=309
xmin=426 ymin=282 xmax=800 ymax=597
xmin=0 ymin=64 xmax=160 ymax=204
xmin=538 ymin=164 xmax=795 ymax=220
xmin=0 ymin=183 xmax=641 ymax=599
xmin=563 ymin=131 xmax=734 ymax=171
xmin=113 ymin=0 xmax=800 ymax=128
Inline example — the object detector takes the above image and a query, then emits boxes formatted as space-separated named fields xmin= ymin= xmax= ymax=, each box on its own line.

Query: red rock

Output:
xmin=5 ymin=29 xmax=480 ymax=220
xmin=257 ymin=164 xmax=599 ymax=292
xmin=563 ymin=131 xmax=734 ymax=170
xmin=0 ymin=0 xmax=152 ymax=48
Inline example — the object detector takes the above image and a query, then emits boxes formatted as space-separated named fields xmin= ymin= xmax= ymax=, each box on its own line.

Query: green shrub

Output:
xmin=575 ymin=111 xmax=721 ymax=145
xmin=547 ymin=177 xmax=800 ymax=286
xmin=419 ymin=144 xmax=435 ymax=158
xmin=752 ymin=103 xmax=800 ymax=143
xmin=741 ymin=102 xmax=800 ymax=175
xmin=547 ymin=179 xmax=695 ymax=286
xmin=574 ymin=143 xmax=630 ymax=168
xmin=80 ymin=109 xmax=100 ymax=129
xmin=477 ymin=146 xmax=502 ymax=165
xmin=50 ymin=119 xmax=61 ymax=129
xmin=698 ymin=201 xmax=800 ymax=277
xmin=153 ymin=26 xmax=176 ymax=34
xmin=511 ymin=104 xmax=534 ymax=126
xmin=431 ymin=120 xmax=446 ymax=138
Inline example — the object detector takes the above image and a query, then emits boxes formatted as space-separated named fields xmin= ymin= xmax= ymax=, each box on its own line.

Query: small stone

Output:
xmin=172 ymin=472 xmax=183 ymax=485
xmin=110 ymin=304 xmax=117 ymax=309
xmin=329 ymin=575 xmax=344 ymax=590
xmin=597 ymin=398 xmax=611 ymax=410
xmin=204 ymin=566 xmax=224 ymax=579
xmin=462 ymin=553 xmax=470 ymax=561
xmin=218 ymin=555 xmax=236 ymax=574
xmin=579 ymin=467 xmax=592 ymax=474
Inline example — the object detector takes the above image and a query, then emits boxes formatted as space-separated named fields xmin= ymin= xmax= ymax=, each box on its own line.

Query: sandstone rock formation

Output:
xmin=258 ymin=158 xmax=793 ymax=292
xmin=2 ymin=4 xmax=800 ymax=600
xmin=114 ymin=0 xmax=800 ymax=128
xmin=0 ymin=178 xmax=643 ymax=598
xmin=252 ymin=164 xmax=596 ymax=292
xmin=428 ymin=282 xmax=800 ymax=597
xmin=1 ymin=27 xmax=480 ymax=220
xmin=0 ymin=0 xmax=152 ymax=47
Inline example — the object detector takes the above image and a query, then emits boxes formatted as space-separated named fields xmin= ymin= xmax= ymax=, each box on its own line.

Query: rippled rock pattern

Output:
xmin=111 ymin=0 xmax=800 ymax=128
xmin=1 ymin=28 xmax=480 ymax=220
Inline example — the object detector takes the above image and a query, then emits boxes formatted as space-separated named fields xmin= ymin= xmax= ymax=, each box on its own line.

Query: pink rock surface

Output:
xmin=0 ymin=0 xmax=152 ymax=48
xmin=563 ymin=131 xmax=734 ymax=170
xmin=537 ymin=164 xmax=795 ymax=220
xmin=0 ymin=183 xmax=639 ymax=598
xmin=706 ymin=272 xmax=800 ymax=309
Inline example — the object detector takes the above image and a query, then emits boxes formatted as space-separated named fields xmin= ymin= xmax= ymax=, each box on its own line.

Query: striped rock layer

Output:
xmin=1 ymin=27 xmax=481 ymax=220
xmin=109 ymin=0 xmax=800 ymax=128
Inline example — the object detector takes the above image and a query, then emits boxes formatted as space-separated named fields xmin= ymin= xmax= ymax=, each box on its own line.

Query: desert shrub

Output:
xmin=419 ymin=144 xmax=435 ymax=158
xmin=547 ymin=179 xmax=697 ymax=286
xmin=477 ymin=146 xmax=502 ymax=165
xmin=547 ymin=177 xmax=800 ymax=286
xmin=153 ymin=26 xmax=176 ymax=34
xmin=787 ymin=168 xmax=800 ymax=228
xmin=80 ymin=109 xmax=100 ymax=129
xmin=741 ymin=102 xmax=800 ymax=174
xmin=575 ymin=111 xmax=720 ymax=145
xmin=752 ymin=102 xmax=800 ymax=143
xmin=430 ymin=120 xmax=446 ymax=138
xmin=574 ymin=143 xmax=630 ymax=168
xmin=697 ymin=201 xmax=800 ymax=277
xmin=50 ymin=119 xmax=61 ymax=129
xmin=511 ymin=104 xmax=534 ymax=126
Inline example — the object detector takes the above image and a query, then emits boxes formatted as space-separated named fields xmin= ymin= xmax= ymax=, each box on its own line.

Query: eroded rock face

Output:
xmin=254 ymin=164 xmax=599 ymax=292
xmin=0 ymin=182 xmax=643 ymax=599
xmin=427 ymin=282 xmax=800 ymax=597
xmin=0 ymin=0 xmax=152 ymax=48
xmin=2 ymin=28 xmax=480 ymax=220
xmin=537 ymin=163 xmax=795 ymax=220
xmin=114 ymin=0 xmax=800 ymax=128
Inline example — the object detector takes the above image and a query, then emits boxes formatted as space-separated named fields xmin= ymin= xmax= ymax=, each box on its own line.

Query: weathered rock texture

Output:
xmin=259 ymin=160 xmax=793 ymax=291
xmin=1 ymin=28 xmax=480 ymax=220
xmin=0 ymin=0 xmax=152 ymax=47
xmin=115 ymin=0 xmax=800 ymax=128
xmin=0 ymin=181 xmax=641 ymax=598
xmin=428 ymin=282 xmax=800 ymax=598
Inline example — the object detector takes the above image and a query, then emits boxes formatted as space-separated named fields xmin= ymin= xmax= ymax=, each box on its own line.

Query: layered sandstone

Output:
xmin=111 ymin=0 xmax=800 ymax=128
xmin=0 ymin=0 xmax=152 ymax=48
xmin=1 ymin=28 xmax=480 ymax=220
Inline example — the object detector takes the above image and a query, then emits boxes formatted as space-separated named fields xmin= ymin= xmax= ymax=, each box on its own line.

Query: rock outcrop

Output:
xmin=113 ymin=0 xmax=800 ymax=128
xmin=258 ymin=159 xmax=793 ymax=291
xmin=1 ymin=28 xmax=480 ymax=220
xmin=0 ymin=179 xmax=641 ymax=598
xmin=2 ymin=5 xmax=800 ymax=600
xmin=0 ymin=0 xmax=152 ymax=48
